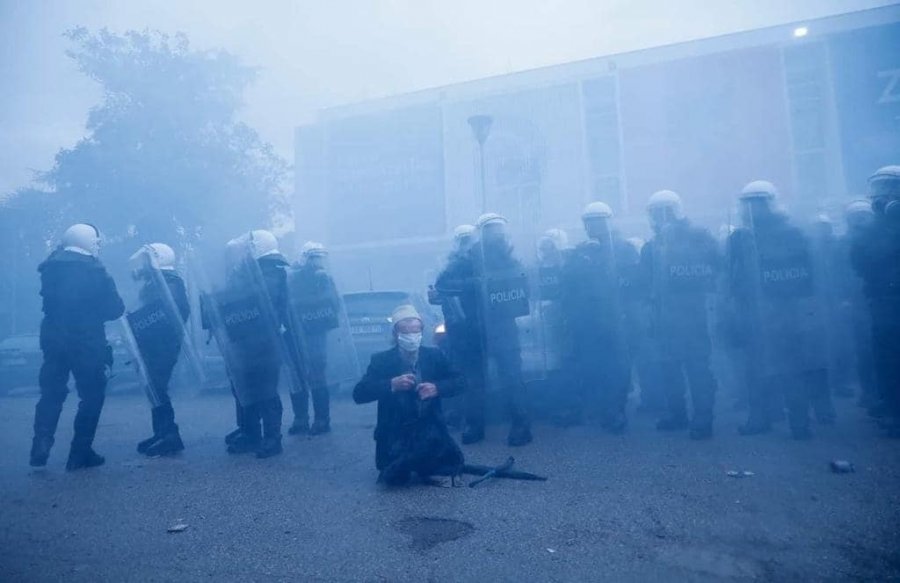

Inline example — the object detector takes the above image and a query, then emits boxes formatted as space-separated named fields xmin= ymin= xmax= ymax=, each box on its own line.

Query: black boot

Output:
xmin=145 ymin=425 xmax=184 ymax=456
xmin=738 ymin=419 xmax=772 ymax=436
xmin=30 ymin=435 xmax=54 ymax=467
xmin=137 ymin=407 xmax=164 ymax=454
xmin=288 ymin=418 xmax=309 ymax=435
xmin=228 ymin=402 xmax=261 ymax=454
xmin=656 ymin=414 xmax=689 ymax=432
xmin=256 ymin=397 xmax=283 ymax=459
xmin=256 ymin=436 xmax=283 ymax=459
xmin=309 ymin=419 xmax=331 ymax=436
xmin=66 ymin=447 xmax=105 ymax=471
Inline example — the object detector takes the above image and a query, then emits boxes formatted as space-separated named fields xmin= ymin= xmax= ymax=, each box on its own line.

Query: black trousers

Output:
xmin=288 ymin=332 xmax=330 ymax=424
xmin=34 ymin=339 xmax=108 ymax=452
xmin=233 ymin=358 xmax=282 ymax=440
xmin=655 ymin=355 xmax=717 ymax=426
xmin=567 ymin=335 xmax=629 ymax=424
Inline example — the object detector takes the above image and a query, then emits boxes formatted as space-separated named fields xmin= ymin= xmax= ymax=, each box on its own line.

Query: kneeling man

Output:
xmin=353 ymin=304 xmax=465 ymax=485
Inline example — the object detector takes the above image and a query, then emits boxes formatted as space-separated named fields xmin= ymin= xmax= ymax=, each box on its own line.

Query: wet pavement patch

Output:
xmin=395 ymin=516 xmax=475 ymax=550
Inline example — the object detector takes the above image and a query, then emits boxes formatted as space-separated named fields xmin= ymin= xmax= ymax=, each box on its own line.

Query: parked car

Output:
xmin=0 ymin=333 xmax=42 ymax=396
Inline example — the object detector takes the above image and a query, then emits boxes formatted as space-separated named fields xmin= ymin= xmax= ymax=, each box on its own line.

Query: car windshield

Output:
xmin=344 ymin=292 xmax=411 ymax=320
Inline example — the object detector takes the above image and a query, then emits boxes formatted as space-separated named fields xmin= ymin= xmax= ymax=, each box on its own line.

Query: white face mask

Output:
xmin=397 ymin=332 xmax=423 ymax=352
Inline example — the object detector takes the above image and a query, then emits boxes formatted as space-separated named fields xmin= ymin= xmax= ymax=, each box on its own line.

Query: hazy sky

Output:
xmin=0 ymin=0 xmax=894 ymax=195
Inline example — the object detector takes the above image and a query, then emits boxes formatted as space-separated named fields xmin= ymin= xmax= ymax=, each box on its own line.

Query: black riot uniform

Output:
xmin=132 ymin=268 xmax=191 ymax=456
xmin=851 ymin=197 xmax=900 ymax=435
xmin=30 ymin=248 xmax=125 ymax=470
xmin=215 ymin=252 xmax=290 ymax=458
xmin=639 ymin=218 xmax=720 ymax=438
xmin=286 ymin=262 xmax=339 ymax=435
xmin=436 ymin=235 xmax=532 ymax=446
xmin=560 ymin=235 xmax=637 ymax=432
xmin=728 ymin=210 xmax=828 ymax=439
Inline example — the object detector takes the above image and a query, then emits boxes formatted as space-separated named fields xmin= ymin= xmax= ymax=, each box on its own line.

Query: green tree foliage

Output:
xmin=41 ymin=27 xmax=290 ymax=248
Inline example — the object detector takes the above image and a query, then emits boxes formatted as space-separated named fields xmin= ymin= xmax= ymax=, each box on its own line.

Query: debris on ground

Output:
xmin=167 ymin=522 xmax=188 ymax=533
xmin=830 ymin=460 xmax=855 ymax=474
xmin=726 ymin=470 xmax=754 ymax=478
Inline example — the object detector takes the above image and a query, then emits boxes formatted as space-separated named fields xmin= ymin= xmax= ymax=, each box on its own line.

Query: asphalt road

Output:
xmin=0 ymin=388 xmax=898 ymax=582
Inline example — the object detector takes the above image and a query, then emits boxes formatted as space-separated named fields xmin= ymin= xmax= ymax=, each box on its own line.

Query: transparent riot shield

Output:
xmin=119 ymin=247 xmax=205 ymax=408
xmin=533 ymin=261 xmax=564 ymax=376
xmin=285 ymin=261 xmax=360 ymax=395
xmin=193 ymin=249 xmax=285 ymax=408
xmin=732 ymin=210 xmax=826 ymax=379
xmin=476 ymin=252 xmax=548 ymax=403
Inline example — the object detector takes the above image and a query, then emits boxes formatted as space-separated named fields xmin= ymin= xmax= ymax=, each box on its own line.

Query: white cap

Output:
xmin=300 ymin=241 xmax=327 ymax=258
xmin=453 ymin=224 xmax=476 ymax=240
xmin=476 ymin=213 xmax=508 ymax=229
xmin=390 ymin=304 xmax=422 ymax=327
xmin=740 ymin=180 xmax=779 ymax=200
xmin=647 ymin=190 xmax=684 ymax=217
xmin=62 ymin=224 xmax=101 ymax=256
xmin=248 ymin=230 xmax=279 ymax=259
xmin=582 ymin=201 xmax=613 ymax=220
xmin=130 ymin=243 xmax=176 ymax=271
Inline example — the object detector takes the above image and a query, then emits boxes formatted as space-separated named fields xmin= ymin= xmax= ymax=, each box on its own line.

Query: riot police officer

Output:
xmin=216 ymin=230 xmax=290 ymax=458
xmin=851 ymin=166 xmax=900 ymax=436
xmin=639 ymin=191 xmax=720 ymax=439
xmin=436 ymin=213 xmax=532 ymax=446
xmin=560 ymin=202 xmax=637 ymax=433
xmin=286 ymin=241 xmax=339 ymax=436
xmin=727 ymin=181 xmax=828 ymax=439
xmin=130 ymin=243 xmax=191 ymax=456
xmin=30 ymin=224 xmax=125 ymax=470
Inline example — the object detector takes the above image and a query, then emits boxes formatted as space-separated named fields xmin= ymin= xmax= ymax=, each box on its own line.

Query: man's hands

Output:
xmin=390 ymin=375 xmax=438 ymax=400
xmin=417 ymin=382 xmax=438 ymax=400
xmin=391 ymin=374 xmax=416 ymax=392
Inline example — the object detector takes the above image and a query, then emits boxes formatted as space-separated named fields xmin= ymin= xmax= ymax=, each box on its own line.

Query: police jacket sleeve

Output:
xmin=353 ymin=354 xmax=392 ymax=404
xmin=431 ymin=349 xmax=465 ymax=399
xmin=96 ymin=265 xmax=125 ymax=321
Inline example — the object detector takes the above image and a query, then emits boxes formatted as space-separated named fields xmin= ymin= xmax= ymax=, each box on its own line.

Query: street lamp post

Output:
xmin=467 ymin=115 xmax=493 ymax=213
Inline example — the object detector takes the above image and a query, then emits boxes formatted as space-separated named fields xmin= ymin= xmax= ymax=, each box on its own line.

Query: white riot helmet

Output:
xmin=844 ymin=199 xmax=873 ymax=217
xmin=247 ymin=230 xmax=279 ymax=259
xmin=453 ymin=224 xmax=476 ymax=241
xmin=647 ymin=190 xmax=684 ymax=217
xmin=62 ymin=223 xmax=101 ymax=256
xmin=581 ymin=201 xmax=613 ymax=220
xmin=542 ymin=228 xmax=569 ymax=249
xmin=476 ymin=213 xmax=508 ymax=229
xmin=740 ymin=180 xmax=779 ymax=200
xmin=300 ymin=241 xmax=327 ymax=258
xmin=129 ymin=243 xmax=176 ymax=271
xmin=868 ymin=166 xmax=900 ymax=218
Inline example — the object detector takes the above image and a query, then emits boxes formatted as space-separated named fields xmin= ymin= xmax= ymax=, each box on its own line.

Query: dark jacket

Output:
xmin=353 ymin=346 xmax=464 ymax=471
xmin=38 ymin=249 xmax=124 ymax=352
